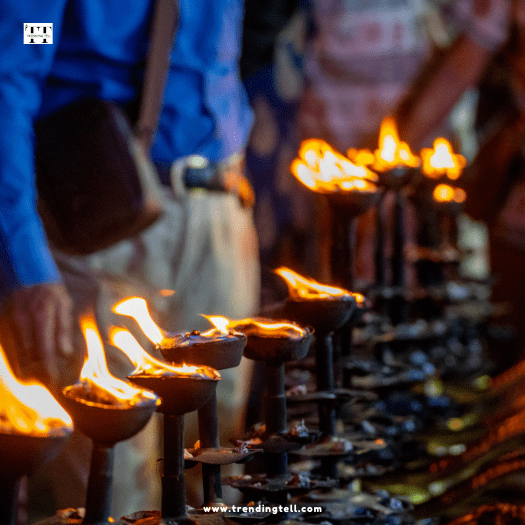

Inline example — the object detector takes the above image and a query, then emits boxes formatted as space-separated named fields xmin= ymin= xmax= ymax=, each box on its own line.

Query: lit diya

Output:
xmin=413 ymin=139 xmax=467 ymax=288
xmin=0 ymin=344 xmax=72 ymax=525
xmin=292 ymin=139 xmax=380 ymax=293
xmin=61 ymin=315 xmax=159 ymax=524
xmin=109 ymin=325 xmax=220 ymax=522
xmin=275 ymin=267 xmax=359 ymax=334
xmin=348 ymin=116 xmax=421 ymax=188
xmin=113 ymin=297 xmax=246 ymax=370
xmin=421 ymin=138 xmax=466 ymax=183
xmin=273 ymin=268 xmax=370 ymax=469
xmin=227 ymin=317 xmax=312 ymax=476
xmin=291 ymin=138 xmax=379 ymax=217
xmin=351 ymin=117 xmax=421 ymax=300
xmin=112 ymin=297 xmax=250 ymax=507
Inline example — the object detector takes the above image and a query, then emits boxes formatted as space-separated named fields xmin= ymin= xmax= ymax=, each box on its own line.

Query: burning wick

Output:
xmin=228 ymin=318 xmax=306 ymax=340
xmin=0 ymin=345 xmax=72 ymax=436
xmin=291 ymin=138 xmax=378 ymax=194
xmin=274 ymin=266 xmax=361 ymax=302
xmin=433 ymin=184 xmax=466 ymax=204
xmin=112 ymin=296 xmax=239 ymax=348
xmin=65 ymin=316 xmax=157 ymax=408
xmin=348 ymin=116 xmax=420 ymax=172
xmin=421 ymin=138 xmax=466 ymax=181
xmin=112 ymin=297 xmax=165 ymax=346
xmin=109 ymin=328 xmax=220 ymax=380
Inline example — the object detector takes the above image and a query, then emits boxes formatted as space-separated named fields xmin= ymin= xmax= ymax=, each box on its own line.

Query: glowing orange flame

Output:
xmin=433 ymin=184 xmax=466 ymax=204
xmin=373 ymin=117 xmax=420 ymax=171
xmin=159 ymin=289 xmax=176 ymax=297
xmin=274 ymin=267 xmax=352 ymax=300
xmin=79 ymin=316 xmax=155 ymax=405
xmin=200 ymin=315 xmax=233 ymax=336
xmin=421 ymin=138 xmax=466 ymax=180
xmin=0 ymin=345 xmax=72 ymax=436
xmin=290 ymin=139 xmax=378 ymax=194
xmin=109 ymin=328 xmax=220 ymax=380
xmin=112 ymin=297 xmax=164 ymax=346
xmin=228 ymin=317 xmax=306 ymax=340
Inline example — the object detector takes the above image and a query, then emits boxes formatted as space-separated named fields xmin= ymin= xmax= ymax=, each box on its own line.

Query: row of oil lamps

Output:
xmin=0 ymin=267 xmax=364 ymax=525
xmin=0 ymin=118 xmax=480 ymax=525
xmin=290 ymin=117 xmax=468 ymax=304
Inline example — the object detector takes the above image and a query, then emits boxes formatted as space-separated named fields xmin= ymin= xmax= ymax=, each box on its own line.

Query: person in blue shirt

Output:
xmin=0 ymin=0 xmax=253 ymax=386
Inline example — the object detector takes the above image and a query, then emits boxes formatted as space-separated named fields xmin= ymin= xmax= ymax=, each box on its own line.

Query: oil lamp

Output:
xmin=109 ymin=325 xmax=220 ymax=523
xmin=351 ymin=117 xmax=420 ymax=324
xmin=0 ymin=344 xmax=73 ymax=525
xmin=291 ymin=138 xmax=379 ymax=291
xmin=349 ymin=116 xmax=420 ymax=291
xmin=227 ymin=317 xmax=312 ymax=476
xmin=274 ymin=267 xmax=359 ymax=437
xmin=112 ymin=298 xmax=252 ymax=507
xmin=61 ymin=316 xmax=159 ymax=524
xmin=414 ymin=138 xmax=467 ymax=289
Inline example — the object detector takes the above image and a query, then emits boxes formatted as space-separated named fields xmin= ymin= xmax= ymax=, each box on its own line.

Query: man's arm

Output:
xmin=392 ymin=0 xmax=511 ymax=149
xmin=0 ymin=1 xmax=73 ymax=387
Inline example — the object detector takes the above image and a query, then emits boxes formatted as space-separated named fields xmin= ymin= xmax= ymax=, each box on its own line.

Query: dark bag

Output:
xmin=34 ymin=0 xmax=178 ymax=255
xmin=35 ymin=99 xmax=163 ymax=254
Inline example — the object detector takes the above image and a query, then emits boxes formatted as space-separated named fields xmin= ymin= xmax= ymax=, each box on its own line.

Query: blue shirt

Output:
xmin=0 ymin=0 xmax=252 ymax=295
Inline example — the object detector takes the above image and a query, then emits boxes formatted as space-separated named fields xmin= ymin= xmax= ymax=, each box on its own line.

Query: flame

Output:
xmin=421 ymin=138 xmax=466 ymax=180
xmin=227 ymin=317 xmax=306 ymax=339
xmin=109 ymin=328 xmax=220 ymax=380
xmin=373 ymin=117 xmax=420 ymax=171
xmin=0 ymin=345 xmax=72 ymax=436
xmin=159 ymin=289 xmax=176 ymax=297
xmin=433 ymin=184 xmax=467 ymax=204
xmin=274 ymin=267 xmax=352 ymax=300
xmin=347 ymin=118 xmax=419 ymax=172
xmin=79 ymin=316 xmax=155 ymax=405
xmin=200 ymin=315 xmax=232 ymax=336
xmin=112 ymin=297 xmax=164 ymax=346
xmin=290 ymin=139 xmax=378 ymax=194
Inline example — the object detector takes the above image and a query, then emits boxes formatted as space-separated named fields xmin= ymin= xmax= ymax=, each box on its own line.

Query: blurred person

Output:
xmin=363 ymin=0 xmax=525 ymax=370
xmin=241 ymin=0 xmax=320 ymax=304
xmin=298 ymin=0 xmax=511 ymax=288
xmin=0 ymin=0 xmax=258 ymax=519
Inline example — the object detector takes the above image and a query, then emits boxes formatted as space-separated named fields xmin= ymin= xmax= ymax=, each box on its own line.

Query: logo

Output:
xmin=24 ymin=24 xmax=53 ymax=44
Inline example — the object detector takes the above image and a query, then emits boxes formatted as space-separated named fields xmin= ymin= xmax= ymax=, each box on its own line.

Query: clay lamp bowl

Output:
xmin=60 ymin=388 xmax=158 ymax=525
xmin=61 ymin=323 xmax=160 ymax=525
xmin=127 ymin=368 xmax=219 ymax=523
xmin=159 ymin=327 xmax=246 ymax=371
xmin=229 ymin=317 xmax=313 ymax=476
xmin=0 ymin=357 xmax=73 ymax=525
xmin=158 ymin=323 xmax=253 ymax=506
xmin=274 ymin=268 xmax=364 ymax=436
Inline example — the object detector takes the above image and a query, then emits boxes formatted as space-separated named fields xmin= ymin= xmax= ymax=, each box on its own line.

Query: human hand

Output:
xmin=0 ymin=283 xmax=73 ymax=389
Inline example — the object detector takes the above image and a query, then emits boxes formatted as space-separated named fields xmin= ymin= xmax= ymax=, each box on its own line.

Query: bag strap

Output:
xmin=135 ymin=0 xmax=179 ymax=151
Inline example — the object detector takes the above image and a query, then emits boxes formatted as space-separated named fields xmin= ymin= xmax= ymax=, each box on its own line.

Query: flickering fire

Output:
xmin=373 ymin=117 xmax=420 ymax=171
xmin=349 ymin=117 xmax=419 ymax=172
xmin=0 ymin=345 xmax=72 ymax=436
xmin=433 ymin=184 xmax=466 ymax=204
xmin=68 ymin=316 xmax=156 ymax=407
xmin=113 ymin=297 xmax=165 ymax=346
xmin=200 ymin=315 xmax=233 ymax=336
xmin=421 ymin=138 xmax=466 ymax=180
xmin=228 ymin=317 xmax=307 ymax=340
xmin=109 ymin=328 xmax=220 ymax=380
xmin=274 ymin=267 xmax=357 ymax=301
xmin=290 ymin=138 xmax=378 ymax=194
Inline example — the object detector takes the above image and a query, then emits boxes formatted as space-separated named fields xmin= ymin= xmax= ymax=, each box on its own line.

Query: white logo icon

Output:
xmin=24 ymin=24 xmax=53 ymax=44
